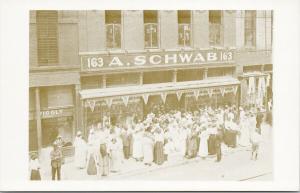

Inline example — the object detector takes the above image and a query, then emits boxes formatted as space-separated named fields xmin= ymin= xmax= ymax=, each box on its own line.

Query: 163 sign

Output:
xmin=80 ymin=49 xmax=234 ymax=71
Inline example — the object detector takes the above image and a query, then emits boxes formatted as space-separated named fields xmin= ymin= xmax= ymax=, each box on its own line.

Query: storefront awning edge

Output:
xmin=80 ymin=77 xmax=240 ymax=100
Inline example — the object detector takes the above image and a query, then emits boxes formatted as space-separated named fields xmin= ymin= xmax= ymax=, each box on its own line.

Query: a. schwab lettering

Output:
xmin=81 ymin=50 xmax=234 ymax=70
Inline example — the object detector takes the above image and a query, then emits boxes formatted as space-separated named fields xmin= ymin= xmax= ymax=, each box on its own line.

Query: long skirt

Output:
xmin=133 ymin=139 xmax=143 ymax=160
xmin=110 ymin=150 xmax=123 ymax=172
xmin=224 ymin=130 xmax=237 ymax=148
xmin=87 ymin=155 xmax=97 ymax=175
xmin=99 ymin=144 xmax=109 ymax=176
xmin=153 ymin=141 xmax=164 ymax=165
xmin=123 ymin=146 xmax=130 ymax=159
xmin=129 ymin=135 xmax=133 ymax=156
xmin=30 ymin=169 xmax=41 ymax=180
xmin=143 ymin=143 xmax=154 ymax=164
xmin=74 ymin=147 xmax=87 ymax=168
xmin=208 ymin=135 xmax=216 ymax=155
xmin=186 ymin=137 xmax=198 ymax=158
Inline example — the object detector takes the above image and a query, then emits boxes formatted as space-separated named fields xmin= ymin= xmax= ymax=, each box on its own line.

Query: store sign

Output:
xmin=40 ymin=109 xmax=63 ymax=118
xmin=80 ymin=49 xmax=234 ymax=71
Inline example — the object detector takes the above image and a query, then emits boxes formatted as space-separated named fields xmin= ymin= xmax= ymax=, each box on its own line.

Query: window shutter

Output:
xmin=36 ymin=11 xmax=58 ymax=65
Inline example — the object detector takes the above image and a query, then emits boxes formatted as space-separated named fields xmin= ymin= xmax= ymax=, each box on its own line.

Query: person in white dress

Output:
xmin=198 ymin=128 xmax=210 ymax=158
xmin=142 ymin=128 xmax=155 ymax=166
xmin=238 ymin=108 xmax=251 ymax=147
xmin=108 ymin=135 xmax=123 ymax=172
xmin=74 ymin=131 xmax=87 ymax=169
xmin=132 ymin=124 xmax=144 ymax=161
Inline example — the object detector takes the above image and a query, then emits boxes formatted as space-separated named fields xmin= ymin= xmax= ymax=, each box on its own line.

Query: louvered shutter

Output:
xmin=36 ymin=11 xmax=58 ymax=65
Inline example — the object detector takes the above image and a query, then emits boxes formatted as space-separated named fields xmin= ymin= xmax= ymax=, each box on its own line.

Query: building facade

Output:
xmin=29 ymin=10 xmax=273 ymax=152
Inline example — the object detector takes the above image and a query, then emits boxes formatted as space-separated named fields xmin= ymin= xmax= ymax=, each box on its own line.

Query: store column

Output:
xmin=203 ymin=68 xmax=208 ymax=79
xmin=35 ymin=87 xmax=42 ymax=153
xmin=172 ymin=70 xmax=177 ymax=83
xmin=75 ymin=84 xmax=81 ymax=136
xmin=102 ymin=75 xmax=107 ymax=88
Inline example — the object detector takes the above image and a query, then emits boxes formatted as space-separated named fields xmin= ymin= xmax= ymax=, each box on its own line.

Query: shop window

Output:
xmin=36 ymin=10 xmax=59 ymax=65
xmin=144 ymin=10 xmax=158 ymax=49
xmin=143 ymin=71 xmax=173 ymax=84
xmin=81 ymin=76 xmax=103 ymax=89
xmin=243 ymin=65 xmax=261 ymax=73
xmin=40 ymin=86 xmax=74 ymax=109
xmin=105 ymin=10 xmax=122 ymax=49
xmin=178 ymin=10 xmax=191 ymax=47
xmin=106 ymin=73 xmax=140 ymax=87
xmin=41 ymin=117 xmax=73 ymax=148
xmin=207 ymin=67 xmax=234 ymax=78
xmin=209 ymin=10 xmax=223 ymax=46
xmin=244 ymin=10 xmax=256 ymax=48
xmin=177 ymin=69 xmax=203 ymax=82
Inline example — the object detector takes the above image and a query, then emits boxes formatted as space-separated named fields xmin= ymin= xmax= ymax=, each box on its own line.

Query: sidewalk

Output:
xmin=38 ymin=124 xmax=272 ymax=180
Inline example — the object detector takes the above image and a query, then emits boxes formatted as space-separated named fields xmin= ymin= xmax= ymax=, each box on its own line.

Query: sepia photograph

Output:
xmin=0 ymin=0 xmax=299 ymax=191
xmin=28 ymin=10 xmax=273 ymax=181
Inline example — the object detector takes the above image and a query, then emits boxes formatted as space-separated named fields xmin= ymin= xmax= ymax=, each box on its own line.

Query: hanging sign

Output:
xmin=176 ymin=91 xmax=183 ymax=101
xmin=81 ymin=49 xmax=235 ymax=71
xmin=105 ymin=98 xmax=113 ymax=108
xmin=219 ymin=87 xmax=225 ymax=97
xmin=142 ymin=94 xmax=149 ymax=104
xmin=193 ymin=90 xmax=200 ymax=100
xmin=160 ymin=93 xmax=167 ymax=104
xmin=87 ymin=100 xmax=96 ymax=112
xmin=207 ymin=88 xmax=213 ymax=98
xmin=121 ymin=96 xmax=130 ymax=106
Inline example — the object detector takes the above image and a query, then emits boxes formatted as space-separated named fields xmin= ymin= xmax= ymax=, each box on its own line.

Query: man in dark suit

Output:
xmin=50 ymin=143 xmax=63 ymax=180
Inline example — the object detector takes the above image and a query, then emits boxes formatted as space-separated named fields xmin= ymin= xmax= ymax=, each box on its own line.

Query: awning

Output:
xmin=239 ymin=71 xmax=269 ymax=78
xmin=80 ymin=76 xmax=240 ymax=100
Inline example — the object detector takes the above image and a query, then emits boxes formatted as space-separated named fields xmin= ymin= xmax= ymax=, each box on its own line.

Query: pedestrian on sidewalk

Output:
xmin=50 ymin=143 xmax=63 ymax=180
xmin=109 ymin=134 xmax=123 ymax=173
xmin=250 ymin=128 xmax=262 ymax=161
xmin=142 ymin=127 xmax=154 ymax=166
xmin=153 ymin=127 xmax=165 ymax=165
xmin=29 ymin=153 xmax=41 ymax=180
xmin=215 ymin=127 xmax=223 ymax=162
xmin=198 ymin=127 xmax=209 ymax=159
xmin=74 ymin=131 xmax=87 ymax=169
xmin=86 ymin=129 xmax=99 ymax=176
xmin=98 ymin=126 xmax=110 ymax=177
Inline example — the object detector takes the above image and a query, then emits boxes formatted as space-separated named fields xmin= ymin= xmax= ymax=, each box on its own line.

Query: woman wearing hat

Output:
xmin=142 ymin=127 xmax=154 ymax=166
xmin=86 ymin=129 xmax=98 ymax=175
xmin=74 ymin=131 xmax=87 ymax=169
xmin=108 ymin=134 xmax=123 ymax=173
xmin=29 ymin=153 xmax=41 ymax=180
xmin=153 ymin=127 xmax=165 ymax=165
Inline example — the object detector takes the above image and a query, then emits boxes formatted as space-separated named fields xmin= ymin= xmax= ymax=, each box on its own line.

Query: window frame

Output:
xmin=244 ymin=10 xmax=257 ymax=48
xmin=177 ymin=10 xmax=192 ymax=48
xmin=209 ymin=10 xmax=224 ymax=46
xmin=105 ymin=10 xmax=122 ymax=50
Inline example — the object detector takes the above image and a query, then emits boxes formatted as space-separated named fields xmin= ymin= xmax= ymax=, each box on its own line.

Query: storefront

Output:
xmin=29 ymin=84 xmax=78 ymax=152
xmin=80 ymin=78 xmax=240 ymax=136
xmin=79 ymin=48 xmax=238 ymax=137
xmin=239 ymin=71 xmax=269 ymax=108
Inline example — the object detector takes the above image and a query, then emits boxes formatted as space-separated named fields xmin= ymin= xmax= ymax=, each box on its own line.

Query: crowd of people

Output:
xmin=29 ymin=103 xmax=272 ymax=180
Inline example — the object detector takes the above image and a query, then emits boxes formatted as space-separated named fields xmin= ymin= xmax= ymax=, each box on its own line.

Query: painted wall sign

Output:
xmin=80 ymin=49 xmax=234 ymax=71
xmin=40 ymin=109 xmax=63 ymax=118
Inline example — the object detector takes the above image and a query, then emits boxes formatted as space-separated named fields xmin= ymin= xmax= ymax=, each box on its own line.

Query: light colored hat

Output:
xmin=89 ymin=128 xmax=95 ymax=134
xmin=77 ymin=131 xmax=82 ymax=136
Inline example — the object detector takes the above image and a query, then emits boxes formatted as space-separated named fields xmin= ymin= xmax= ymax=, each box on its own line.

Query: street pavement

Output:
xmin=38 ymin=123 xmax=273 ymax=181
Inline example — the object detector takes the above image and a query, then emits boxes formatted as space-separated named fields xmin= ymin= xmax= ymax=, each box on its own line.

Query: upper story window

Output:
xmin=36 ymin=11 xmax=58 ymax=65
xmin=209 ymin=10 xmax=222 ymax=46
xmin=144 ymin=10 xmax=158 ymax=49
xmin=178 ymin=10 xmax=191 ymax=47
xmin=105 ymin=10 xmax=121 ymax=49
xmin=244 ymin=10 xmax=256 ymax=47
